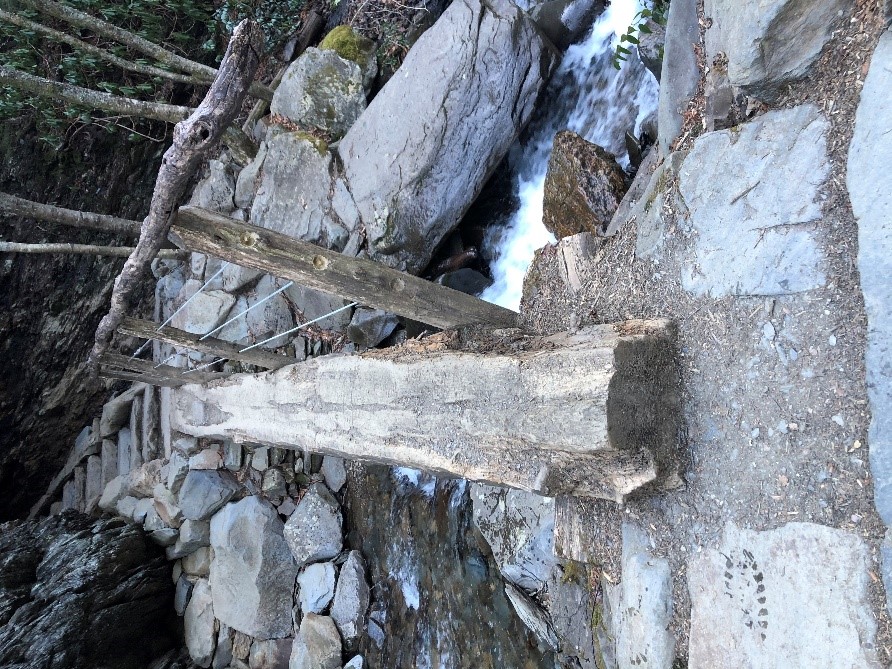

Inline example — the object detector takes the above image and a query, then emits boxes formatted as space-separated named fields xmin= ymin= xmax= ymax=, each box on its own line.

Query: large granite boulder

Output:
xmin=0 ymin=513 xmax=180 ymax=669
xmin=338 ymin=0 xmax=557 ymax=273
xmin=284 ymin=483 xmax=343 ymax=566
xmin=209 ymin=495 xmax=298 ymax=639
xmin=705 ymin=0 xmax=851 ymax=101
xmin=289 ymin=613 xmax=342 ymax=669
xmin=543 ymin=131 xmax=628 ymax=239
xmin=847 ymin=28 xmax=892 ymax=527
xmin=178 ymin=470 xmax=241 ymax=521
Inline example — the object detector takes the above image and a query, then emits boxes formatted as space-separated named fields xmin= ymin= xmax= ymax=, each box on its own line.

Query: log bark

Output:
xmin=0 ymin=241 xmax=187 ymax=259
xmin=98 ymin=353 xmax=229 ymax=387
xmin=88 ymin=20 xmax=264 ymax=372
xmin=172 ymin=206 xmax=519 ymax=330
xmin=0 ymin=191 xmax=141 ymax=236
xmin=20 ymin=0 xmax=273 ymax=101
xmin=171 ymin=320 xmax=681 ymax=502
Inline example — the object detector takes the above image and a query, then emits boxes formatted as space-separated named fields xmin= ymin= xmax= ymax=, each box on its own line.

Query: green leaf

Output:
xmin=626 ymin=35 xmax=639 ymax=44
xmin=617 ymin=45 xmax=631 ymax=54
xmin=639 ymin=24 xmax=653 ymax=34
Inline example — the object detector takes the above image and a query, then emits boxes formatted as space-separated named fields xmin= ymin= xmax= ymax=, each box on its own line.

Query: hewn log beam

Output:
xmin=99 ymin=352 xmax=230 ymax=386
xmin=0 ymin=241 xmax=187 ymax=259
xmin=171 ymin=320 xmax=681 ymax=502
xmin=172 ymin=206 xmax=519 ymax=330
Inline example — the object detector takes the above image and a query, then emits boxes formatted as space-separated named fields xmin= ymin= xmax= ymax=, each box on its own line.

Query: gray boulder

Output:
xmin=527 ymin=0 xmax=603 ymax=50
xmin=320 ymin=456 xmax=347 ymax=492
xmin=185 ymin=578 xmax=216 ymax=668
xmin=271 ymin=48 xmax=366 ymax=140
xmin=338 ymin=0 xmax=557 ymax=273
xmin=658 ymin=0 xmax=700 ymax=155
xmin=188 ymin=159 xmax=236 ymax=213
xmin=637 ymin=19 xmax=665 ymax=81
xmin=330 ymin=550 xmax=370 ymax=643
xmin=170 ymin=280 xmax=236 ymax=335
xmin=250 ymin=637 xmax=293 ymax=669
xmin=704 ymin=0 xmax=851 ymax=101
xmin=317 ymin=25 xmax=378 ymax=93
xmin=847 ymin=28 xmax=892 ymax=526
xmin=504 ymin=582 xmax=559 ymax=650
xmin=167 ymin=518 xmax=210 ymax=559
xmin=289 ymin=614 xmax=342 ymax=669
xmin=284 ymin=483 xmax=343 ymax=566
xmin=678 ymin=104 xmax=828 ymax=297
xmin=346 ymin=308 xmax=399 ymax=348
xmin=209 ymin=496 xmax=298 ymax=639
xmin=284 ymin=284 xmax=353 ymax=331
xmin=298 ymin=561 xmax=337 ymax=614
xmin=218 ymin=276 xmax=295 ymax=351
xmin=178 ymin=470 xmax=241 ymax=521
xmin=687 ymin=522 xmax=880 ymax=668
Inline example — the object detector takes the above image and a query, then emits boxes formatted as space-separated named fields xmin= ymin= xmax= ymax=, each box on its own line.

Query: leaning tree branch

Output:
xmin=0 ymin=191 xmax=141 ymax=236
xmin=0 ymin=241 xmax=188 ymax=259
xmin=21 ymin=0 xmax=273 ymax=102
xmin=88 ymin=18 xmax=264 ymax=372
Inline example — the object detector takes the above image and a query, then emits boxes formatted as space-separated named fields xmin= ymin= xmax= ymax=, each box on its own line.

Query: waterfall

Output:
xmin=481 ymin=0 xmax=659 ymax=310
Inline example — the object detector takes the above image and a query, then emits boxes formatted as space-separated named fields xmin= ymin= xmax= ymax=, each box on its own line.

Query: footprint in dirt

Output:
xmin=722 ymin=548 xmax=769 ymax=641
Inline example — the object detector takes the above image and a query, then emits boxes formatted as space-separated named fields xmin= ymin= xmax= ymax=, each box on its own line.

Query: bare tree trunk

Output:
xmin=88 ymin=19 xmax=264 ymax=372
xmin=0 ymin=9 xmax=201 ymax=86
xmin=0 ymin=192 xmax=141 ymax=237
xmin=21 ymin=0 xmax=273 ymax=102
xmin=0 ymin=241 xmax=187 ymax=259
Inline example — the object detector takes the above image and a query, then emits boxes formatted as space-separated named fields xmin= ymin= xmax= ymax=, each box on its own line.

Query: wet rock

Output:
xmin=209 ymin=496 xmax=298 ymax=639
xmin=298 ymin=562 xmax=337 ymax=614
xmin=320 ymin=456 xmax=347 ymax=493
xmin=318 ymin=25 xmax=377 ymax=93
xmin=250 ymin=132 xmax=342 ymax=247
xmin=346 ymin=308 xmax=399 ymax=348
xmin=178 ymin=470 xmax=240 ymax=521
xmin=658 ymin=0 xmax=700 ymax=154
xmin=330 ymin=550 xmax=370 ymax=643
xmin=0 ymin=513 xmax=181 ymax=668
xmin=185 ymin=578 xmax=216 ymax=667
xmin=603 ymin=523 xmax=674 ymax=669
xmin=527 ymin=0 xmax=603 ymax=50
xmin=338 ymin=0 xmax=556 ymax=273
xmin=250 ymin=637 xmax=293 ymax=669
xmin=688 ymin=522 xmax=879 ymax=667
xmin=284 ymin=483 xmax=343 ymax=566
xmin=170 ymin=280 xmax=236 ymax=336
xmin=847 ymin=28 xmax=892 ymax=527
xmin=289 ymin=613 xmax=342 ymax=669
xmin=543 ymin=131 xmax=627 ymax=239
xmin=637 ymin=18 xmax=665 ymax=81
xmin=471 ymin=484 xmax=557 ymax=591
xmin=678 ymin=104 xmax=827 ymax=296
xmin=271 ymin=48 xmax=366 ymax=140
xmin=705 ymin=0 xmax=851 ymax=102
xmin=188 ymin=159 xmax=235 ymax=213
xmin=435 ymin=268 xmax=492 ymax=295
xmin=504 ymin=582 xmax=559 ymax=650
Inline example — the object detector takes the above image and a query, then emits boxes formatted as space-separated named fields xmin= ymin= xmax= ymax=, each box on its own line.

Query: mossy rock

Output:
xmin=319 ymin=26 xmax=377 ymax=91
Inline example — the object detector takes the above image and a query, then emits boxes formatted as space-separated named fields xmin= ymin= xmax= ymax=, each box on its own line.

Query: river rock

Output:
xmin=330 ymin=550 xmax=370 ymax=643
xmin=100 ymin=384 xmax=142 ymax=437
xmin=705 ymin=0 xmax=851 ymax=102
xmin=271 ymin=47 xmax=366 ymax=140
xmin=218 ymin=276 xmax=295 ymax=350
xmin=848 ymin=27 xmax=892 ymax=527
xmin=637 ymin=18 xmax=665 ymax=81
xmin=471 ymin=484 xmax=557 ymax=591
xmin=346 ymin=308 xmax=399 ymax=349
xmin=543 ymin=131 xmax=627 ymax=239
xmin=688 ymin=522 xmax=880 ymax=668
xmin=338 ymin=0 xmax=556 ymax=273
xmin=504 ymin=582 xmax=559 ymax=650
xmin=289 ymin=613 xmax=342 ymax=669
xmin=320 ymin=456 xmax=347 ymax=492
xmin=658 ymin=0 xmax=700 ymax=155
xmin=214 ymin=625 xmax=234 ymax=669
xmin=185 ymin=578 xmax=216 ymax=667
xmin=183 ymin=546 xmax=212 ymax=577
xmin=678 ymin=104 xmax=828 ymax=296
xmin=343 ymin=655 xmax=364 ymax=669
xmin=435 ymin=268 xmax=492 ymax=295
xmin=527 ymin=0 xmax=603 ymax=50
xmin=603 ymin=523 xmax=674 ymax=669
xmin=0 ymin=514 xmax=181 ymax=668
xmin=154 ymin=482 xmax=184 ymax=528
xmin=284 ymin=483 xmax=343 ymax=566
xmin=188 ymin=159 xmax=235 ymax=213
xmin=284 ymin=284 xmax=353 ymax=331
xmin=178 ymin=470 xmax=241 ymax=521
xmin=168 ymin=518 xmax=210 ymax=559
xmin=250 ymin=638 xmax=293 ymax=669
xmin=298 ymin=562 xmax=337 ymax=614
xmin=169 ymin=279 xmax=235 ymax=336
xmin=209 ymin=495 xmax=298 ymax=639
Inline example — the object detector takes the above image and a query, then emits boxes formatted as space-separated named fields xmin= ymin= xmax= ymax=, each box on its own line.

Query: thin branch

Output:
xmin=21 ymin=0 xmax=273 ymax=101
xmin=88 ymin=18 xmax=264 ymax=372
xmin=0 ymin=8 xmax=201 ymax=86
xmin=0 ymin=241 xmax=188 ymax=258
xmin=0 ymin=191 xmax=141 ymax=236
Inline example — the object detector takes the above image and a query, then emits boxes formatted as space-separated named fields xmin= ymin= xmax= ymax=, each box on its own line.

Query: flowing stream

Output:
xmin=346 ymin=3 xmax=658 ymax=667
xmin=482 ymin=0 xmax=659 ymax=310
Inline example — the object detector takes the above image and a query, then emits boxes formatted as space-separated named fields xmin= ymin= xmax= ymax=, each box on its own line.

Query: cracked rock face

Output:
xmin=337 ymin=0 xmax=558 ymax=274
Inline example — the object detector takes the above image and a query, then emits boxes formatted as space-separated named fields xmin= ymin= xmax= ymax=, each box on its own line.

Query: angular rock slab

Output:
xmin=289 ymin=613 xmax=342 ymax=669
xmin=210 ymin=496 xmax=298 ymax=639
xmin=298 ymin=561 xmax=337 ymax=614
xmin=658 ymin=0 xmax=700 ymax=155
xmin=688 ymin=522 xmax=881 ymax=668
xmin=284 ymin=483 xmax=343 ymax=567
xmin=185 ymin=578 xmax=216 ymax=668
xmin=848 ymin=28 xmax=892 ymax=526
xmin=678 ymin=104 xmax=828 ymax=297
xmin=338 ymin=0 xmax=557 ymax=273
xmin=704 ymin=0 xmax=850 ymax=101
xmin=330 ymin=550 xmax=370 ymax=644
xmin=178 ymin=470 xmax=240 ymax=521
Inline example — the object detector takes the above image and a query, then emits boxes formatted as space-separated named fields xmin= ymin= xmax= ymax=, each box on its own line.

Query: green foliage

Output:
xmin=612 ymin=1 xmax=669 ymax=70
xmin=214 ymin=0 xmax=306 ymax=54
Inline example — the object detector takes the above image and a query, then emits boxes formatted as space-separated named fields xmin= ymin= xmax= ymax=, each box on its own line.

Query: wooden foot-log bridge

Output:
xmin=100 ymin=207 xmax=681 ymax=502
